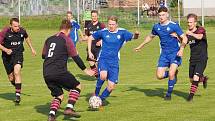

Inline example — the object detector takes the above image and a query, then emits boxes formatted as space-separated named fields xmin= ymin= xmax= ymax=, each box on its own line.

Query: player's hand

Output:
xmin=134 ymin=31 xmax=140 ymax=39
xmin=88 ymin=52 xmax=95 ymax=60
xmin=177 ymin=48 xmax=184 ymax=57
xmin=96 ymin=40 xmax=102 ymax=47
xmin=134 ymin=46 xmax=142 ymax=52
xmin=5 ymin=48 xmax=12 ymax=55
xmin=31 ymin=48 xmax=37 ymax=56
xmin=84 ymin=68 xmax=95 ymax=76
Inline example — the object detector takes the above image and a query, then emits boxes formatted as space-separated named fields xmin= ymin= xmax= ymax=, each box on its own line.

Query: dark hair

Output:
xmin=67 ymin=11 xmax=72 ymax=15
xmin=187 ymin=13 xmax=198 ymax=22
xmin=10 ymin=17 xmax=19 ymax=25
xmin=108 ymin=15 xmax=118 ymax=23
xmin=158 ymin=6 xmax=168 ymax=13
xmin=91 ymin=10 xmax=98 ymax=14
xmin=60 ymin=19 xmax=71 ymax=30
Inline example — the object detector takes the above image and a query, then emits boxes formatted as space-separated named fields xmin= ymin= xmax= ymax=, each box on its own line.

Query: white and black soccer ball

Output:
xmin=89 ymin=96 xmax=102 ymax=109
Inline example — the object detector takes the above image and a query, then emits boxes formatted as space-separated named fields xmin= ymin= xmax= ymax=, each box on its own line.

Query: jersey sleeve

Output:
xmin=100 ymin=23 xmax=106 ymax=29
xmin=151 ymin=25 xmax=158 ymax=36
xmin=196 ymin=27 xmax=206 ymax=40
xmin=174 ymin=23 xmax=184 ymax=37
xmin=0 ymin=27 xmax=9 ymax=44
xmin=65 ymin=36 xmax=78 ymax=57
xmin=123 ymin=30 xmax=134 ymax=42
xmin=92 ymin=30 xmax=102 ymax=40
xmin=72 ymin=21 xmax=80 ymax=30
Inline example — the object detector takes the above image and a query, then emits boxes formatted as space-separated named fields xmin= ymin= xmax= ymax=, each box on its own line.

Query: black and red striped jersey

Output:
xmin=0 ymin=27 xmax=28 ymax=55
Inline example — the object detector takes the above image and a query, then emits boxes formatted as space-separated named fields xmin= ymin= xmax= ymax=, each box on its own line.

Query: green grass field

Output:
xmin=0 ymin=26 xmax=215 ymax=121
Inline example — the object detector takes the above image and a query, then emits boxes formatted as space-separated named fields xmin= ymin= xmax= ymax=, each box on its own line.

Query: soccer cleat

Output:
xmin=187 ymin=94 xmax=194 ymax=102
xmin=63 ymin=108 xmax=81 ymax=118
xmin=47 ymin=114 xmax=56 ymax=121
xmin=164 ymin=95 xmax=171 ymax=101
xmin=202 ymin=76 xmax=208 ymax=89
xmin=14 ymin=95 xmax=21 ymax=104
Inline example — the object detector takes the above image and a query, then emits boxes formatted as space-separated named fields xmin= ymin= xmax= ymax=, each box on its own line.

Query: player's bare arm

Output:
xmin=186 ymin=30 xmax=204 ymax=40
xmin=87 ymin=35 xmax=95 ymax=60
xmin=26 ymin=37 xmax=37 ymax=56
xmin=177 ymin=34 xmax=188 ymax=57
xmin=134 ymin=34 xmax=155 ymax=52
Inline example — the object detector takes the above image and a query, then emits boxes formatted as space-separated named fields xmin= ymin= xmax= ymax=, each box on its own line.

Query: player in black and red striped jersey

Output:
xmin=42 ymin=19 xmax=94 ymax=121
xmin=186 ymin=13 xmax=208 ymax=101
xmin=85 ymin=10 xmax=105 ymax=77
xmin=0 ymin=17 xmax=36 ymax=104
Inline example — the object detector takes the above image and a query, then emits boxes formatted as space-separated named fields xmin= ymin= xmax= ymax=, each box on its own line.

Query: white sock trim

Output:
xmin=49 ymin=111 xmax=55 ymax=115
xmin=66 ymin=104 xmax=74 ymax=109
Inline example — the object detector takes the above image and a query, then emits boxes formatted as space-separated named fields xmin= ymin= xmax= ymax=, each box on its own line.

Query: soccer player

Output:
xmin=186 ymin=13 xmax=208 ymax=101
xmin=85 ymin=10 xmax=105 ymax=77
xmin=42 ymin=19 xmax=94 ymax=121
xmin=67 ymin=11 xmax=84 ymax=46
xmin=88 ymin=15 xmax=139 ymax=103
xmin=135 ymin=7 xmax=188 ymax=100
xmin=0 ymin=17 xmax=36 ymax=104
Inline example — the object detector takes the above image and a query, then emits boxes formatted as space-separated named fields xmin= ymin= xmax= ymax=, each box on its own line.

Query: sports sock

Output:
xmin=49 ymin=97 xmax=61 ymax=116
xmin=163 ymin=71 xmax=169 ymax=78
xmin=166 ymin=79 xmax=176 ymax=96
xmin=15 ymin=83 xmax=21 ymax=97
xmin=189 ymin=80 xmax=199 ymax=95
xmin=66 ymin=88 xmax=81 ymax=109
xmin=100 ymin=88 xmax=112 ymax=101
xmin=95 ymin=78 xmax=105 ymax=96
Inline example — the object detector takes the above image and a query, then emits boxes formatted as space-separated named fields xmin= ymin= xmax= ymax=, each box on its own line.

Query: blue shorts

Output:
xmin=98 ymin=59 xmax=119 ymax=84
xmin=157 ymin=52 xmax=182 ymax=67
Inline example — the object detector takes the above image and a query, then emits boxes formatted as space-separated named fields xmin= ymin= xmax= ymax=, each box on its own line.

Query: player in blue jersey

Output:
xmin=135 ymin=7 xmax=188 ymax=100
xmin=87 ymin=15 xmax=139 ymax=104
xmin=67 ymin=11 xmax=85 ymax=46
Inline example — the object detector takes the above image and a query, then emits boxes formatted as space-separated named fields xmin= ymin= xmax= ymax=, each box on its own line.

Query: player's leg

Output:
xmin=45 ymin=76 xmax=64 ymax=121
xmin=95 ymin=70 xmax=107 ymax=96
xmin=100 ymin=64 xmax=118 ymax=102
xmin=164 ymin=63 xmax=178 ymax=100
xmin=198 ymin=60 xmax=208 ymax=89
xmin=62 ymin=73 xmax=81 ymax=118
xmin=2 ymin=56 xmax=15 ymax=86
xmin=188 ymin=61 xmax=207 ymax=101
xmin=13 ymin=64 xmax=22 ymax=103
xmin=156 ymin=53 xmax=169 ymax=80
xmin=94 ymin=60 xmax=107 ymax=96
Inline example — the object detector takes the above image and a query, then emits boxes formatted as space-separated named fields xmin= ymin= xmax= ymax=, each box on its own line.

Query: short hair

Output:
xmin=158 ymin=6 xmax=168 ymax=13
xmin=187 ymin=13 xmax=198 ymax=22
xmin=67 ymin=11 xmax=72 ymax=15
xmin=108 ymin=15 xmax=118 ymax=23
xmin=60 ymin=19 xmax=71 ymax=30
xmin=10 ymin=17 xmax=19 ymax=25
xmin=91 ymin=10 xmax=98 ymax=14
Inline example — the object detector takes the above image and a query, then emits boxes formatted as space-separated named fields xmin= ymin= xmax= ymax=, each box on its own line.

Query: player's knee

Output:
xmin=168 ymin=71 xmax=175 ymax=79
xmin=156 ymin=74 xmax=163 ymax=80
xmin=76 ymin=84 xmax=82 ymax=91
xmin=57 ymin=95 xmax=64 ymax=101
xmin=8 ymin=73 xmax=14 ymax=81
xmin=100 ymin=72 xmax=107 ymax=80
xmin=107 ymin=83 xmax=115 ymax=91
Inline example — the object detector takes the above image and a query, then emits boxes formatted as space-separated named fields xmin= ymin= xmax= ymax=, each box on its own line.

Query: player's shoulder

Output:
xmin=19 ymin=27 xmax=27 ymax=33
xmin=1 ymin=26 xmax=10 ymax=33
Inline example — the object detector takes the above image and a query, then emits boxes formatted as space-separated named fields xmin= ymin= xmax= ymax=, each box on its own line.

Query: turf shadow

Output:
xmin=75 ymin=74 xmax=96 ymax=81
xmin=0 ymin=92 xmax=14 ymax=101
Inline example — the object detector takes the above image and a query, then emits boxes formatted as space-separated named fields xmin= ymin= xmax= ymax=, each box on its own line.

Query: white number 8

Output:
xmin=48 ymin=43 xmax=56 ymax=57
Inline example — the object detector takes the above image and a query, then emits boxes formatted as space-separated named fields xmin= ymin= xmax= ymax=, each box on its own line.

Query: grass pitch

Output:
xmin=0 ymin=27 xmax=215 ymax=121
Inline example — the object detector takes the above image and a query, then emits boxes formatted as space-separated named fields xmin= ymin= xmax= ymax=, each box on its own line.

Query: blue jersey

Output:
xmin=151 ymin=21 xmax=183 ymax=54
xmin=92 ymin=28 xmax=133 ymax=62
xmin=69 ymin=20 xmax=80 ymax=46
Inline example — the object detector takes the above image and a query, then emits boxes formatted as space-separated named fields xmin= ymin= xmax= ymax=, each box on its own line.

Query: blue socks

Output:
xmin=166 ymin=78 xmax=176 ymax=97
xmin=95 ymin=78 xmax=105 ymax=96
xmin=100 ymin=88 xmax=112 ymax=101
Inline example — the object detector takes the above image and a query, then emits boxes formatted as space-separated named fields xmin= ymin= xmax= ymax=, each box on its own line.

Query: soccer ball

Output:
xmin=89 ymin=96 xmax=102 ymax=109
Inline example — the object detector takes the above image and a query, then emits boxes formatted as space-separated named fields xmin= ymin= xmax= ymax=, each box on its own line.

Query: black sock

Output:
xmin=15 ymin=83 xmax=22 ymax=96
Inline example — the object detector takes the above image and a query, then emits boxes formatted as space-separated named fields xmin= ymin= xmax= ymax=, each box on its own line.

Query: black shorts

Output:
xmin=189 ymin=60 xmax=207 ymax=78
xmin=44 ymin=72 xmax=80 ymax=97
xmin=2 ymin=53 xmax=23 ymax=74
xmin=86 ymin=45 xmax=101 ymax=61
